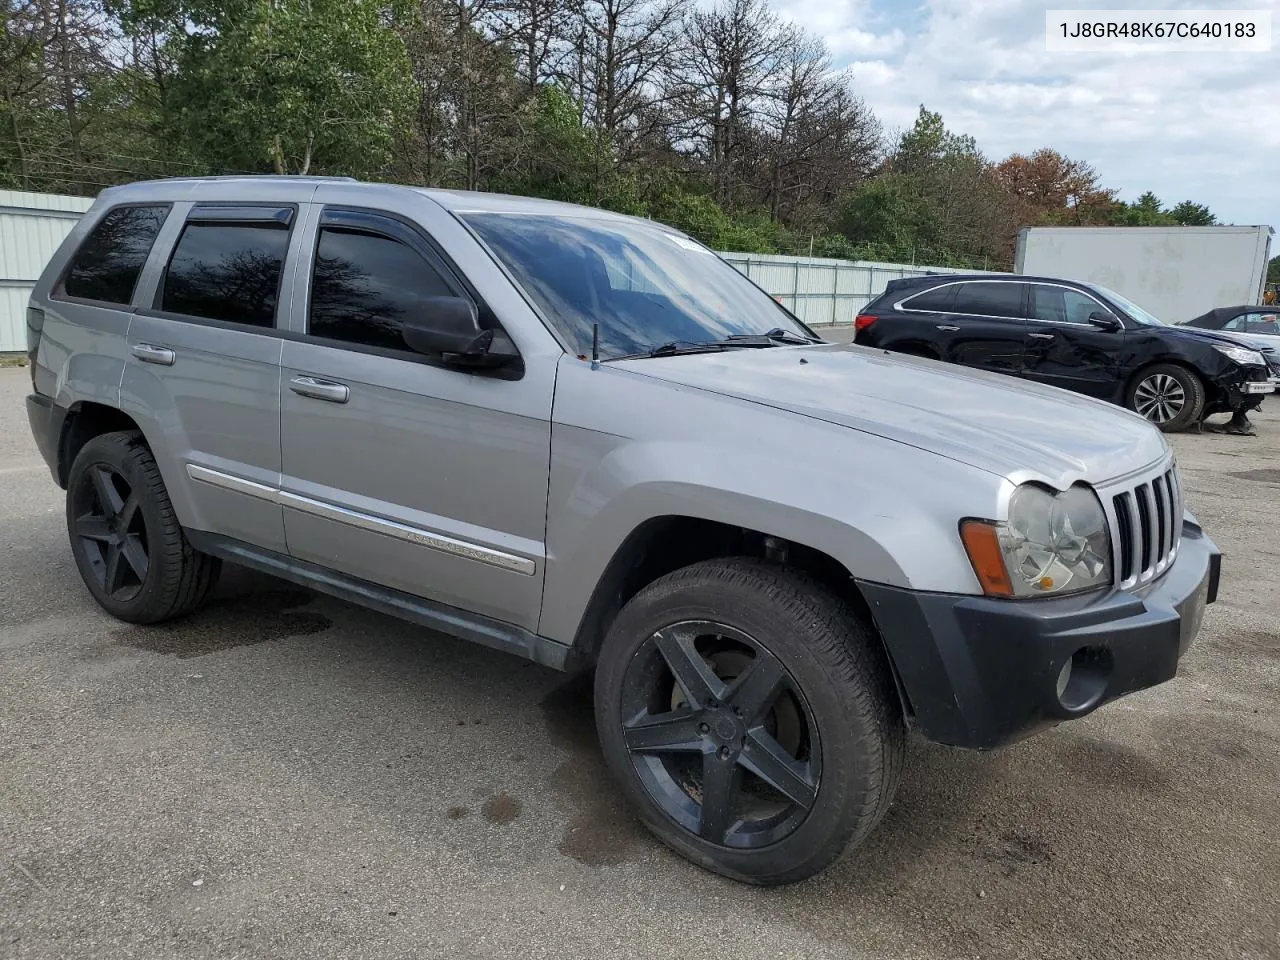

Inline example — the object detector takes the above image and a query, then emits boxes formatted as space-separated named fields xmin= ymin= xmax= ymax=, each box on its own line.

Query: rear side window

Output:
xmin=309 ymin=227 xmax=455 ymax=351
xmin=160 ymin=222 xmax=290 ymax=327
xmin=901 ymin=284 xmax=958 ymax=313
xmin=63 ymin=205 xmax=169 ymax=304
xmin=951 ymin=282 xmax=1025 ymax=319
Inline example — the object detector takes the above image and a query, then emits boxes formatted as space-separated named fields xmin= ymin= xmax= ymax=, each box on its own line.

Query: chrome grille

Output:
xmin=1110 ymin=465 xmax=1182 ymax=589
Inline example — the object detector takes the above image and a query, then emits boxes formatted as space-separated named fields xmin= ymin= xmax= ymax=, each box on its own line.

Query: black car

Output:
xmin=1184 ymin=304 xmax=1280 ymax=339
xmin=854 ymin=274 xmax=1276 ymax=432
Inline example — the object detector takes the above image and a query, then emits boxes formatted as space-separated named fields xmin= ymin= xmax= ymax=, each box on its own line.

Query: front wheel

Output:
xmin=594 ymin=558 xmax=905 ymax=885
xmin=1127 ymin=364 xmax=1205 ymax=432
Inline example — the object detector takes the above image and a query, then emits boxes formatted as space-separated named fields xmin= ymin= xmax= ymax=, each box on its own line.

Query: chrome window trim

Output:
xmin=894 ymin=277 xmax=1123 ymax=328
xmin=186 ymin=464 xmax=537 ymax=576
xmin=893 ymin=279 xmax=1026 ymax=323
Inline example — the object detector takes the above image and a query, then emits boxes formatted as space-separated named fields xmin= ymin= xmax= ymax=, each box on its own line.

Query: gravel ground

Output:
xmin=1 ymin=364 xmax=1277 ymax=960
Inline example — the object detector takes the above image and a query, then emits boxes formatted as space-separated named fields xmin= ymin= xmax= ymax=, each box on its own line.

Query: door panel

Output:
xmin=278 ymin=201 xmax=553 ymax=631
xmin=279 ymin=341 xmax=551 ymax=629
xmin=944 ymin=316 xmax=1028 ymax=373
xmin=120 ymin=198 xmax=302 ymax=553
xmin=123 ymin=316 xmax=285 ymax=550
xmin=938 ymin=281 xmax=1029 ymax=374
xmin=1020 ymin=284 xmax=1125 ymax=400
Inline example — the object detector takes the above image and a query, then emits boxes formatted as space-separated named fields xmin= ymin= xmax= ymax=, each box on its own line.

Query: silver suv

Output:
xmin=24 ymin=177 xmax=1220 ymax=885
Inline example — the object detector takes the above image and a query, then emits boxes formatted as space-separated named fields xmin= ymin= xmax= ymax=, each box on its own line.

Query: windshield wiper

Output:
xmin=606 ymin=340 xmax=730 ymax=361
xmin=606 ymin=329 xmax=821 ymax=361
xmin=723 ymin=327 xmax=822 ymax=346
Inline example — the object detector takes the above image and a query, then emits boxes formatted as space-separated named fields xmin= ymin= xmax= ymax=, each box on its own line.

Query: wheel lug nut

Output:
xmin=718 ymin=747 xmax=731 ymax=759
xmin=698 ymin=723 xmax=709 ymax=734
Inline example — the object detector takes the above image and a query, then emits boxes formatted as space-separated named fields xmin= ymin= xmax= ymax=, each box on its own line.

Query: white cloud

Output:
xmin=777 ymin=0 xmax=1280 ymax=229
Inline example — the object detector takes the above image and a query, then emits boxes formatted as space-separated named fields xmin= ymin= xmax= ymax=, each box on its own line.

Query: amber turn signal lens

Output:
xmin=960 ymin=520 xmax=1014 ymax=598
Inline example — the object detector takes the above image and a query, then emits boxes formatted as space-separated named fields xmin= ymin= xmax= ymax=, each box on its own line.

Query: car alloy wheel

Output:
xmin=617 ymin=619 xmax=821 ymax=849
xmin=70 ymin=462 xmax=150 ymax=603
xmin=1133 ymin=373 xmax=1186 ymax=424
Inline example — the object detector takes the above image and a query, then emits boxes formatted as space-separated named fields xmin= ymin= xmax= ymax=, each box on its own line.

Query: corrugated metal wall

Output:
xmin=0 ymin=190 xmax=999 ymax=351
xmin=0 ymin=190 xmax=94 ymax=352
xmin=719 ymin=252 xmax=1000 ymax=326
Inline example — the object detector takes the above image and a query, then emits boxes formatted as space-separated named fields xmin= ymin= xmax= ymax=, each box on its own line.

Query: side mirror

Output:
xmin=1088 ymin=311 xmax=1121 ymax=331
xmin=401 ymin=297 xmax=519 ymax=369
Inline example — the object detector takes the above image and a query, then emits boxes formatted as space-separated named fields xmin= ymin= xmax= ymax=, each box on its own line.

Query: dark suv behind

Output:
xmin=854 ymin=274 xmax=1274 ymax=431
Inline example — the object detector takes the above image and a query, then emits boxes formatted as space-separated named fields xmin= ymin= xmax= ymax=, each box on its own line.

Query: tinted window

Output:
xmin=308 ymin=228 xmax=455 ymax=351
xmin=1032 ymin=286 xmax=1102 ymax=324
xmin=902 ymin=284 xmax=958 ymax=312
xmin=951 ymin=281 xmax=1025 ymax=319
xmin=160 ymin=222 xmax=289 ymax=327
xmin=63 ymin=205 xmax=168 ymax=304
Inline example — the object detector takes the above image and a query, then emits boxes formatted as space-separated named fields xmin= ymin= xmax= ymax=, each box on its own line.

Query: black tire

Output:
xmin=1127 ymin=363 xmax=1205 ymax=432
xmin=594 ymin=558 xmax=905 ymax=885
xmin=65 ymin=430 xmax=220 ymax=624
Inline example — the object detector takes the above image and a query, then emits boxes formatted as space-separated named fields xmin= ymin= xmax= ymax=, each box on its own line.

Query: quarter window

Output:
xmin=160 ymin=221 xmax=290 ymax=327
xmin=1032 ymin=286 xmax=1102 ymax=325
xmin=308 ymin=227 xmax=455 ymax=351
xmin=951 ymin=282 xmax=1025 ymax=319
xmin=63 ymin=205 xmax=169 ymax=304
xmin=902 ymin=284 xmax=959 ymax=312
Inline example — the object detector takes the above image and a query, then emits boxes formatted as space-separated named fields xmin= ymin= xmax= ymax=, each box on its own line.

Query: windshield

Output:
xmin=1087 ymin=283 xmax=1166 ymax=326
xmin=461 ymin=212 xmax=811 ymax=359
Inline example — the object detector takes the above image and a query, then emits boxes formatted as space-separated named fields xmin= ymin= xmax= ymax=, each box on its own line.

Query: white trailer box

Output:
xmin=1014 ymin=225 xmax=1273 ymax=325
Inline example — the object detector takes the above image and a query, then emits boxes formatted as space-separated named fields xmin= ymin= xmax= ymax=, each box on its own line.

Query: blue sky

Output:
xmin=773 ymin=0 xmax=1279 ymax=235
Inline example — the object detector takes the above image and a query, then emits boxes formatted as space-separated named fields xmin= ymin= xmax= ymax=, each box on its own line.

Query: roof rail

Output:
xmin=159 ymin=174 xmax=360 ymax=182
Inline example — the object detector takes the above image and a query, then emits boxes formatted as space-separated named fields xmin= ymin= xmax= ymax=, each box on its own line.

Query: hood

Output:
xmin=1159 ymin=324 xmax=1271 ymax=352
xmin=616 ymin=343 xmax=1170 ymax=487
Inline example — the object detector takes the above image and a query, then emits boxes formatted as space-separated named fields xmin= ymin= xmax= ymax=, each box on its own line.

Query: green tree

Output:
xmin=125 ymin=0 xmax=415 ymax=177
xmin=1114 ymin=191 xmax=1174 ymax=225
xmin=1168 ymin=200 xmax=1216 ymax=226
xmin=1268 ymin=255 xmax=1280 ymax=285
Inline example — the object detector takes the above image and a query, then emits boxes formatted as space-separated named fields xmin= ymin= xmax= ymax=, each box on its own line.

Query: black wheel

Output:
xmin=66 ymin=430 xmax=220 ymax=624
xmin=594 ymin=558 xmax=905 ymax=885
xmin=1127 ymin=363 xmax=1205 ymax=432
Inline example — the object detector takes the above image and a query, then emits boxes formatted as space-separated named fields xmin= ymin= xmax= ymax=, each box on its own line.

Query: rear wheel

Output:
xmin=1127 ymin=364 xmax=1204 ymax=432
xmin=66 ymin=431 xmax=220 ymax=623
xmin=594 ymin=558 xmax=905 ymax=885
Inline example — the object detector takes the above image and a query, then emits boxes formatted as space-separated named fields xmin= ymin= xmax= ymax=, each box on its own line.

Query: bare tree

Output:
xmin=492 ymin=0 xmax=569 ymax=91
xmin=561 ymin=0 xmax=687 ymax=189
xmin=668 ymin=0 xmax=779 ymax=208
xmin=754 ymin=28 xmax=881 ymax=226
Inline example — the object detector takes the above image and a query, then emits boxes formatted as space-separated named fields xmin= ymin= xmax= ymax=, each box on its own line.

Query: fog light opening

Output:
xmin=1057 ymin=646 xmax=1112 ymax=712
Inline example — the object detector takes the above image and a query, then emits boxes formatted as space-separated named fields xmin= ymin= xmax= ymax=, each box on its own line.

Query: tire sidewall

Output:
xmin=594 ymin=568 xmax=886 ymax=884
xmin=66 ymin=435 xmax=168 ymax=619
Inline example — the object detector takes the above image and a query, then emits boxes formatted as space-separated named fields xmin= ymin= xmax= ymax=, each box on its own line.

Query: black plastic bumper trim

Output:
xmin=25 ymin=393 xmax=64 ymax=485
xmin=859 ymin=525 xmax=1220 ymax=751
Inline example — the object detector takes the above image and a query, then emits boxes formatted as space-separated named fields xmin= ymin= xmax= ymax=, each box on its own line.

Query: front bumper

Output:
xmin=860 ymin=520 xmax=1220 ymax=750
xmin=1216 ymin=365 xmax=1274 ymax=411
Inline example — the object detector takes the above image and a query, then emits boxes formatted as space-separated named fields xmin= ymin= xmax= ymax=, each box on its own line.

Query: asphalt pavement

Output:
xmin=1 ymin=364 xmax=1277 ymax=960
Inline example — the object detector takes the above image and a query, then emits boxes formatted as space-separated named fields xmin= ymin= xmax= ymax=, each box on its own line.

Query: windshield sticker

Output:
xmin=665 ymin=233 xmax=712 ymax=254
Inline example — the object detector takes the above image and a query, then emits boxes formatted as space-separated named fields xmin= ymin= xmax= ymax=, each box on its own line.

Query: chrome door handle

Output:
xmin=936 ymin=324 xmax=960 ymax=332
xmin=289 ymin=375 xmax=349 ymax=404
xmin=1028 ymin=332 xmax=1056 ymax=340
xmin=131 ymin=343 xmax=175 ymax=366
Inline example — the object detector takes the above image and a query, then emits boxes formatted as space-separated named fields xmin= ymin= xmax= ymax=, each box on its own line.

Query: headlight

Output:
xmin=961 ymin=484 xmax=1111 ymax=598
xmin=1213 ymin=343 xmax=1266 ymax=367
